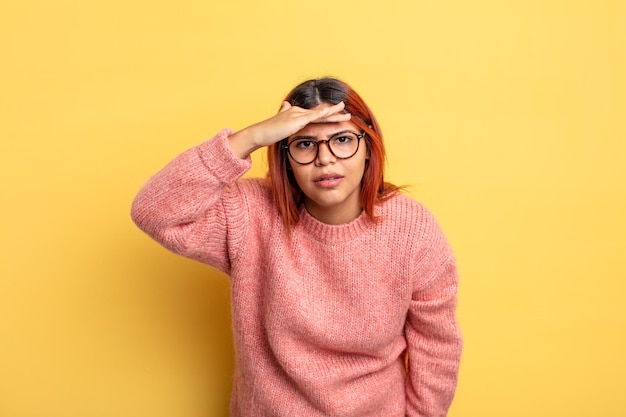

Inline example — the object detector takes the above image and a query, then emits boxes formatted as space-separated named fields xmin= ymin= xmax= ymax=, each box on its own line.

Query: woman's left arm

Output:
xmin=404 ymin=218 xmax=463 ymax=417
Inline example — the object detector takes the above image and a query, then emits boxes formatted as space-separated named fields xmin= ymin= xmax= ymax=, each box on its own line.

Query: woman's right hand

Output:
xmin=228 ymin=101 xmax=351 ymax=159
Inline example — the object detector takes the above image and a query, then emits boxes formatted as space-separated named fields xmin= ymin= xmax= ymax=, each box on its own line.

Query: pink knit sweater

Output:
xmin=131 ymin=129 xmax=462 ymax=417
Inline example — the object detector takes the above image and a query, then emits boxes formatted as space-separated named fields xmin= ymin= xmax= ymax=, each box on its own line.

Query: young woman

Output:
xmin=131 ymin=77 xmax=463 ymax=417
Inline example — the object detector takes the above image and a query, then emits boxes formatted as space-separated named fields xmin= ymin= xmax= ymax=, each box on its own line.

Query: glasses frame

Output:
xmin=282 ymin=131 xmax=366 ymax=165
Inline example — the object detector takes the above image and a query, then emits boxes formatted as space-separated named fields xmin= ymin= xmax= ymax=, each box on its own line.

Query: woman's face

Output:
xmin=287 ymin=104 xmax=368 ymax=225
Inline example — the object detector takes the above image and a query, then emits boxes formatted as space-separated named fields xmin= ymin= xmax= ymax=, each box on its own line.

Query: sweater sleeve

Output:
xmin=405 ymin=211 xmax=463 ymax=417
xmin=130 ymin=129 xmax=252 ymax=273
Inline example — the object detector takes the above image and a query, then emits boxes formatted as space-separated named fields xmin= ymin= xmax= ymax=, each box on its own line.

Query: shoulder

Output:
xmin=376 ymin=193 xmax=451 ymax=251
xmin=377 ymin=195 xmax=457 ymax=289
xmin=376 ymin=193 xmax=436 ymax=227
xmin=237 ymin=176 xmax=272 ymax=198
xmin=218 ymin=177 xmax=280 ymax=254
xmin=231 ymin=176 xmax=276 ymax=215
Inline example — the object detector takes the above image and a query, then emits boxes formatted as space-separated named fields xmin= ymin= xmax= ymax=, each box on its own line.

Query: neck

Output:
xmin=303 ymin=201 xmax=363 ymax=225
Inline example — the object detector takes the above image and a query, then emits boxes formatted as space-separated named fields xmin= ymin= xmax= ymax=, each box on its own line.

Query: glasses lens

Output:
xmin=289 ymin=139 xmax=318 ymax=164
xmin=328 ymin=132 xmax=360 ymax=158
xmin=288 ymin=132 xmax=361 ymax=164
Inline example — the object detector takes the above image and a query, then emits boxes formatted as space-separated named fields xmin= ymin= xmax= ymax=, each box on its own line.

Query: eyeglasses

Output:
xmin=283 ymin=131 xmax=365 ymax=165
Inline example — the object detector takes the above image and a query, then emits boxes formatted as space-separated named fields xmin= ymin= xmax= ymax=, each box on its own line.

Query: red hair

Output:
xmin=267 ymin=77 xmax=400 ymax=227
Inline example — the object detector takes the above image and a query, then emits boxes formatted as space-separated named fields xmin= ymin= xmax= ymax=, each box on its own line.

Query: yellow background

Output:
xmin=1 ymin=1 xmax=624 ymax=416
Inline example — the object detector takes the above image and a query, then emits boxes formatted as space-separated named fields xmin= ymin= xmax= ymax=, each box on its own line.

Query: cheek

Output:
xmin=350 ymin=153 xmax=368 ymax=180
xmin=290 ymin=166 xmax=310 ymax=189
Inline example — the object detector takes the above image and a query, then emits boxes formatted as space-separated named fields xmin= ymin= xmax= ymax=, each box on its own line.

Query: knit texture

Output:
xmin=131 ymin=129 xmax=463 ymax=417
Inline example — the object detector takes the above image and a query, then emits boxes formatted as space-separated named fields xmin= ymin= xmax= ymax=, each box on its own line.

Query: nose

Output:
xmin=315 ymin=140 xmax=336 ymax=166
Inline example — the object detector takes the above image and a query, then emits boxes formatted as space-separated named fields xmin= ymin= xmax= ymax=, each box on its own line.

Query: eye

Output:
xmin=331 ymin=134 xmax=355 ymax=146
xmin=293 ymin=139 xmax=316 ymax=149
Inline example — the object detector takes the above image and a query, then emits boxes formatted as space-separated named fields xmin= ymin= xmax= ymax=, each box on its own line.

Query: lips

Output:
xmin=313 ymin=173 xmax=344 ymax=188
xmin=314 ymin=173 xmax=343 ymax=182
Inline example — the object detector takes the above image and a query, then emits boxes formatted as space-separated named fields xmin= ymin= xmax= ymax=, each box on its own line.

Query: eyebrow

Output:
xmin=290 ymin=130 xmax=358 ymax=141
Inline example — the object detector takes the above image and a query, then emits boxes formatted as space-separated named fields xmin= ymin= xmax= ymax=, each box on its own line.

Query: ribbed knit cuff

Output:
xmin=197 ymin=128 xmax=252 ymax=183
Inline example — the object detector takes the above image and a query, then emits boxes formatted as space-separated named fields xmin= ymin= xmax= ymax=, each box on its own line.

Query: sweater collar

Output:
xmin=296 ymin=206 xmax=374 ymax=243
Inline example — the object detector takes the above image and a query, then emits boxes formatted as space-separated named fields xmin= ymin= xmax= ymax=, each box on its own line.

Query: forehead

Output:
xmin=292 ymin=120 xmax=360 ymax=138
